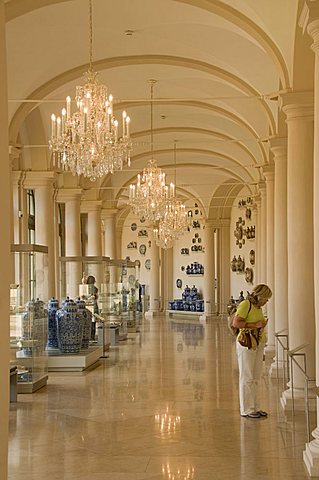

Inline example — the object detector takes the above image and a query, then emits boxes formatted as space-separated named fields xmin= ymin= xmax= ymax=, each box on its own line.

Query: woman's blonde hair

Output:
xmin=247 ymin=284 xmax=272 ymax=305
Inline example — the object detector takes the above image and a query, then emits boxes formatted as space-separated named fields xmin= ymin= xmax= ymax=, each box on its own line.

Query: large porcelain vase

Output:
xmin=76 ymin=298 xmax=92 ymax=349
xmin=47 ymin=297 xmax=59 ymax=348
xmin=56 ymin=298 xmax=83 ymax=354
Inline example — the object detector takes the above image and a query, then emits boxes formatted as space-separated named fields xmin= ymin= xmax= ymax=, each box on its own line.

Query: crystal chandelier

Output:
xmin=49 ymin=0 xmax=132 ymax=181
xmin=128 ymin=80 xmax=169 ymax=222
xmin=153 ymin=143 xmax=190 ymax=249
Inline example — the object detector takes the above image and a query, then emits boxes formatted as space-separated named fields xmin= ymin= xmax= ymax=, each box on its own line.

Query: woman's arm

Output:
xmin=232 ymin=314 xmax=267 ymax=329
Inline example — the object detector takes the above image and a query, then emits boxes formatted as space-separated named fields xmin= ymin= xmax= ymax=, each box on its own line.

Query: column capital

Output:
xmin=268 ymin=136 xmax=287 ymax=158
xmin=262 ymin=164 xmax=275 ymax=182
xmin=81 ymin=200 xmax=103 ymax=213
xmin=259 ymin=181 xmax=266 ymax=196
xmin=101 ymin=208 xmax=118 ymax=219
xmin=23 ymin=171 xmax=57 ymax=189
xmin=8 ymin=145 xmax=22 ymax=164
xmin=56 ymin=188 xmax=82 ymax=203
xmin=299 ymin=1 xmax=319 ymax=48
xmin=280 ymin=91 xmax=314 ymax=120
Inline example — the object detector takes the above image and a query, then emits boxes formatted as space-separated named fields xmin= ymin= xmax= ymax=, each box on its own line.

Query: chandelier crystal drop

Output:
xmin=49 ymin=1 xmax=132 ymax=182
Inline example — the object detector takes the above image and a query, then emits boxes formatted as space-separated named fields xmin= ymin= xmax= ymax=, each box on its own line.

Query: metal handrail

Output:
xmin=288 ymin=343 xmax=315 ymax=442
xmin=274 ymin=329 xmax=289 ymax=389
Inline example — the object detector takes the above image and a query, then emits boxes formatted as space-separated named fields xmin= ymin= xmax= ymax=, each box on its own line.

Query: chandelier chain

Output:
xmin=89 ymin=0 xmax=93 ymax=72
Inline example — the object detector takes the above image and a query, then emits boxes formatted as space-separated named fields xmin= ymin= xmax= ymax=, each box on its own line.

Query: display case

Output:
xmin=59 ymin=256 xmax=140 ymax=341
xmin=59 ymin=255 xmax=111 ymax=349
xmin=10 ymin=244 xmax=49 ymax=393
xmin=105 ymin=259 xmax=140 ymax=336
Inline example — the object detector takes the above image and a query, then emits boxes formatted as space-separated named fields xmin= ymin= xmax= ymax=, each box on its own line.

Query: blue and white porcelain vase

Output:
xmin=75 ymin=298 xmax=92 ymax=349
xmin=47 ymin=297 xmax=59 ymax=348
xmin=56 ymin=298 xmax=83 ymax=354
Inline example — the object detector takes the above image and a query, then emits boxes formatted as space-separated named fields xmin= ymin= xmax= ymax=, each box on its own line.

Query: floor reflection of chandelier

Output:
xmin=162 ymin=463 xmax=195 ymax=480
xmin=128 ymin=79 xmax=169 ymax=222
xmin=49 ymin=0 xmax=132 ymax=182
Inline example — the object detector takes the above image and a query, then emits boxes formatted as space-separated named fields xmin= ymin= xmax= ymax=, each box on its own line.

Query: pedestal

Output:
xmin=48 ymin=346 xmax=102 ymax=372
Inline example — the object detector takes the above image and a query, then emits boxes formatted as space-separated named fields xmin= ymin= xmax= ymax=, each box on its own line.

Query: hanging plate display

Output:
xmin=128 ymin=274 xmax=135 ymax=286
xmin=139 ymin=244 xmax=146 ymax=255
xmin=176 ymin=278 xmax=182 ymax=288
xmin=131 ymin=223 xmax=137 ymax=231
xmin=145 ymin=259 xmax=151 ymax=270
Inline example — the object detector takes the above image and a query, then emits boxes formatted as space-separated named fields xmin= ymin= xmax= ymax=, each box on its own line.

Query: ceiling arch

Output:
xmin=174 ymin=0 xmax=291 ymax=89
xmin=9 ymin=54 xmax=275 ymax=143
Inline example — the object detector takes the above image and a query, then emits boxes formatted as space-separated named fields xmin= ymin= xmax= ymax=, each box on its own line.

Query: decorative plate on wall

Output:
xmin=131 ymin=223 xmax=137 ymax=231
xmin=139 ymin=244 xmax=146 ymax=255
xmin=176 ymin=278 xmax=182 ymax=288
xmin=145 ymin=259 xmax=151 ymax=270
xmin=128 ymin=274 xmax=135 ymax=286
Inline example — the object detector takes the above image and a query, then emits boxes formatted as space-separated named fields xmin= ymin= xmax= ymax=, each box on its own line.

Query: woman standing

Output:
xmin=232 ymin=284 xmax=272 ymax=419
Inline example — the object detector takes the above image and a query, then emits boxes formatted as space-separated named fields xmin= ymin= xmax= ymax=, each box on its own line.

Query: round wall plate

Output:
xmin=176 ymin=278 xmax=182 ymax=288
xmin=145 ymin=259 xmax=151 ymax=270
xmin=139 ymin=244 xmax=146 ymax=255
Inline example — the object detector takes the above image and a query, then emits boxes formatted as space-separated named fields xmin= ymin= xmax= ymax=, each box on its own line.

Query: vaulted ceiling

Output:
xmin=5 ymin=0 xmax=303 ymax=220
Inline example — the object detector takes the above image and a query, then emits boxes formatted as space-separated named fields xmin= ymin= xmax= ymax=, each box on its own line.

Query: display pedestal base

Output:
xmin=48 ymin=346 xmax=102 ymax=372
xmin=166 ymin=310 xmax=204 ymax=320
xmin=17 ymin=374 xmax=48 ymax=394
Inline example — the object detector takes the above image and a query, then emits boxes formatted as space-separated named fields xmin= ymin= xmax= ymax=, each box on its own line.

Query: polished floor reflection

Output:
xmin=9 ymin=315 xmax=314 ymax=479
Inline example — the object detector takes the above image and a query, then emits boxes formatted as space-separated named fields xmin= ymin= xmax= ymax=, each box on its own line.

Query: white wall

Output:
xmin=230 ymin=192 xmax=257 ymax=300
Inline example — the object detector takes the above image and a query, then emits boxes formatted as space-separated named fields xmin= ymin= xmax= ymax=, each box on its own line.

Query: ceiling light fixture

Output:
xmin=49 ymin=0 xmax=132 ymax=181
xmin=128 ymin=80 xmax=171 ymax=222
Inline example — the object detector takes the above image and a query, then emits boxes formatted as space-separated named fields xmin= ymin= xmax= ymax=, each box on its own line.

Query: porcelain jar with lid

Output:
xmin=47 ymin=297 xmax=59 ymax=348
xmin=75 ymin=297 xmax=92 ymax=349
xmin=56 ymin=298 xmax=83 ymax=354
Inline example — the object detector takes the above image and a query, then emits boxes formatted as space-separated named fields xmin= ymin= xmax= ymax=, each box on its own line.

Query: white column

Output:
xmin=101 ymin=209 xmax=117 ymax=258
xmin=24 ymin=172 xmax=56 ymax=297
xmin=57 ymin=189 xmax=82 ymax=299
xmin=269 ymin=137 xmax=288 ymax=376
xmin=203 ymin=221 xmax=215 ymax=316
xmin=280 ymin=92 xmax=315 ymax=411
xmin=301 ymin=5 xmax=319 ymax=475
xmin=145 ymin=244 xmax=160 ymax=315
xmin=259 ymin=182 xmax=267 ymax=283
xmin=262 ymin=165 xmax=275 ymax=351
xmin=0 ymin=1 xmax=10 ymax=477
xmin=82 ymin=201 xmax=102 ymax=256
xmin=254 ymin=195 xmax=261 ymax=284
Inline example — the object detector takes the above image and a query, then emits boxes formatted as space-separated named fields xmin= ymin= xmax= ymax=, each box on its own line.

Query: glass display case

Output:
xmin=59 ymin=255 xmax=111 ymax=349
xmin=59 ymin=256 xmax=140 ymax=342
xmin=105 ymin=259 xmax=140 ymax=336
xmin=10 ymin=244 xmax=49 ymax=393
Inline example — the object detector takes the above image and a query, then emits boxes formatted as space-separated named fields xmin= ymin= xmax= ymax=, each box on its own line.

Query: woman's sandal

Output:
xmin=257 ymin=410 xmax=268 ymax=417
xmin=242 ymin=412 xmax=261 ymax=418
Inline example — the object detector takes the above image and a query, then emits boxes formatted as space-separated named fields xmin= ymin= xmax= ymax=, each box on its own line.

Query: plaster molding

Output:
xmin=81 ymin=200 xmax=103 ymax=213
xmin=23 ymin=171 xmax=56 ymax=189
xmin=56 ymin=188 xmax=82 ymax=203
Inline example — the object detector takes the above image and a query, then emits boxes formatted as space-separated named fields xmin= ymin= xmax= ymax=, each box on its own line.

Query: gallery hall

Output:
xmin=2 ymin=0 xmax=319 ymax=478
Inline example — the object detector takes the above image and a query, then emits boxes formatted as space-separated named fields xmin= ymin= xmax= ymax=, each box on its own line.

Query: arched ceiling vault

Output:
xmin=5 ymin=0 xmax=299 ymax=220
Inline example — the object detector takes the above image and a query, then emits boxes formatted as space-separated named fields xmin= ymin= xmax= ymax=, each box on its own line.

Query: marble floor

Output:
xmin=8 ymin=314 xmax=315 ymax=479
